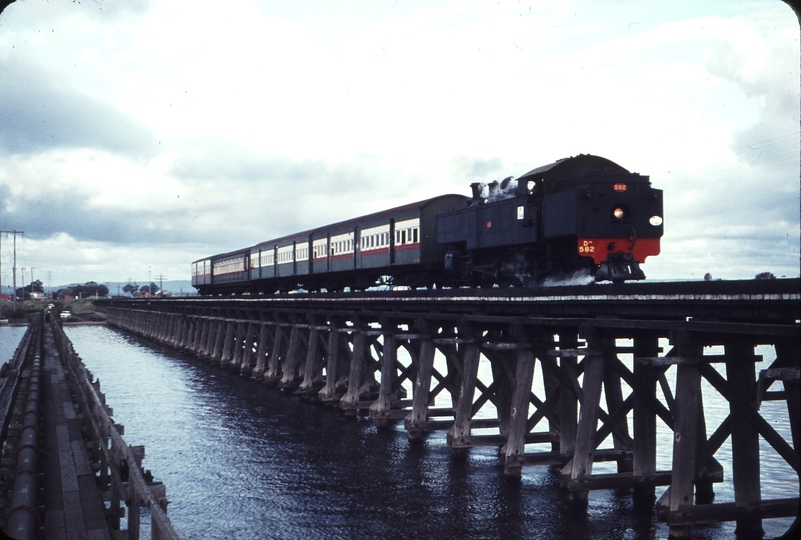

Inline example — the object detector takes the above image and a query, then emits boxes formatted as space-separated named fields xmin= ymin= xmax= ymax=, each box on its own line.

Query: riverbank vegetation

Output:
xmin=0 ymin=299 xmax=105 ymax=324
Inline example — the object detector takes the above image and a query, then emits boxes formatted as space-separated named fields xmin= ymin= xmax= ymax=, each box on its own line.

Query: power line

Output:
xmin=156 ymin=274 xmax=168 ymax=296
xmin=0 ymin=230 xmax=24 ymax=314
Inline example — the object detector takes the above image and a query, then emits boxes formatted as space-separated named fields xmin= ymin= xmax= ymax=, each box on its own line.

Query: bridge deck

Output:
xmin=41 ymin=320 xmax=111 ymax=540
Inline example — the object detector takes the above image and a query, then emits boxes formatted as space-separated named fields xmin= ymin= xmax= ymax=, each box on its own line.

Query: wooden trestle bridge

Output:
xmin=96 ymin=278 xmax=800 ymax=539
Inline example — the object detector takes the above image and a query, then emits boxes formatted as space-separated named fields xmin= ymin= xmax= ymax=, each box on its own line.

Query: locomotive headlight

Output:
xmin=613 ymin=206 xmax=626 ymax=219
xmin=649 ymin=215 xmax=663 ymax=226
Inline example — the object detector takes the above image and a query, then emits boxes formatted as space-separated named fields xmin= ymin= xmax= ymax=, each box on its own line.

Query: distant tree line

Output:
xmin=10 ymin=279 xmax=46 ymax=300
xmin=54 ymin=281 xmax=109 ymax=299
xmin=6 ymin=280 xmax=110 ymax=300
xmin=703 ymin=272 xmax=778 ymax=282
xmin=122 ymin=282 xmax=161 ymax=297
xmin=8 ymin=280 xmax=164 ymax=300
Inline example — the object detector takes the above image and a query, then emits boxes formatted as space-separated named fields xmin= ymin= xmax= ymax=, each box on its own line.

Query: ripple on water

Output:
xmin=46 ymin=325 xmax=797 ymax=540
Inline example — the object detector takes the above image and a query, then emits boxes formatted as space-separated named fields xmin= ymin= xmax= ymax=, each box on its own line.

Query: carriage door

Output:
xmin=354 ymin=226 xmax=361 ymax=269
xmin=389 ymin=218 xmax=396 ymax=265
xmin=326 ymin=233 xmax=331 ymax=273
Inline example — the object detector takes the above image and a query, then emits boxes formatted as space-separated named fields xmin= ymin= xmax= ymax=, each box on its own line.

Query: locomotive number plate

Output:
xmin=578 ymin=239 xmax=596 ymax=253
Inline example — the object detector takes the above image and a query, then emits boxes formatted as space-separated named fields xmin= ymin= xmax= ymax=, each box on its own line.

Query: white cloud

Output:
xmin=5 ymin=231 xmax=204 ymax=287
xmin=0 ymin=0 xmax=797 ymax=286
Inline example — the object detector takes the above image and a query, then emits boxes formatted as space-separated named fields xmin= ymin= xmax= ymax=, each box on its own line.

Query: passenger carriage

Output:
xmin=192 ymin=194 xmax=469 ymax=294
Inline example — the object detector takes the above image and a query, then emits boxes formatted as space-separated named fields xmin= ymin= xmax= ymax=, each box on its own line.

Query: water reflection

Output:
xmin=7 ymin=324 xmax=785 ymax=540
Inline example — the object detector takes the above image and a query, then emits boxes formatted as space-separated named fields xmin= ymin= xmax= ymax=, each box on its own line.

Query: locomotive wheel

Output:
xmin=576 ymin=256 xmax=595 ymax=274
xmin=542 ymin=261 xmax=564 ymax=283
xmin=497 ymin=275 xmax=514 ymax=288
xmin=326 ymin=280 xmax=345 ymax=293
xmin=563 ymin=256 xmax=595 ymax=280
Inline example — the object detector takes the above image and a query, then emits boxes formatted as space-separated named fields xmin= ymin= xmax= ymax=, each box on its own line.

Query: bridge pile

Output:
xmin=0 ymin=312 xmax=179 ymax=540
xmin=97 ymin=279 xmax=800 ymax=539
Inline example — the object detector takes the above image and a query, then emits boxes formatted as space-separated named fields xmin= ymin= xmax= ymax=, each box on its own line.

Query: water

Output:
xmin=2 ymin=325 xmax=795 ymax=539
xmin=0 ymin=325 xmax=28 ymax=365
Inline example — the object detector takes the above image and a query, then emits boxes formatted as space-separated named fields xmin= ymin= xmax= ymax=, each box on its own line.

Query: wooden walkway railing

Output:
xmin=0 ymin=312 xmax=180 ymax=540
xmin=49 ymin=313 xmax=180 ymax=540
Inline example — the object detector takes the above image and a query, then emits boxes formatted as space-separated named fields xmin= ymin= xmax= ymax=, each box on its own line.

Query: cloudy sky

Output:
xmin=0 ymin=0 xmax=798 ymax=290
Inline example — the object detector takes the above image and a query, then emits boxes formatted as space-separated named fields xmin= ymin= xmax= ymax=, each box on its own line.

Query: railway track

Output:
xmin=142 ymin=278 xmax=800 ymax=323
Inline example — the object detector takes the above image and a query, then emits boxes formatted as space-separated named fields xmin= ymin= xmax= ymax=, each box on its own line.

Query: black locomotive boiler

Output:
xmin=192 ymin=154 xmax=663 ymax=294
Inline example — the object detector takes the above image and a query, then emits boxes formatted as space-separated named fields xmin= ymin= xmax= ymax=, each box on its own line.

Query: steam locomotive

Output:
xmin=192 ymin=154 xmax=663 ymax=294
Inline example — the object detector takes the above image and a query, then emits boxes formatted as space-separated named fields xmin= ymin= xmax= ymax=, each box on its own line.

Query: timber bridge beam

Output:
xmin=96 ymin=279 xmax=800 ymax=539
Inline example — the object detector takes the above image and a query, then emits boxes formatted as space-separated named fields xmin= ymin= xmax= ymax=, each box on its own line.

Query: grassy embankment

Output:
xmin=0 ymin=299 xmax=106 ymax=324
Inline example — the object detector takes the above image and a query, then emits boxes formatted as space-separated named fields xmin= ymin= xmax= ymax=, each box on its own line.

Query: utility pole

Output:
xmin=4 ymin=230 xmax=24 ymax=312
xmin=156 ymin=274 xmax=167 ymax=296
xmin=148 ymin=266 xmax=152 ymax=295
xmin=15 ymin=232 xmax=21 ymax=307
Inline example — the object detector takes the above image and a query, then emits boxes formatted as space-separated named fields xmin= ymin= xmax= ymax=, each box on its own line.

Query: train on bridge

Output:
xmin=192 ymin=154 xmax=663 ymax=294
